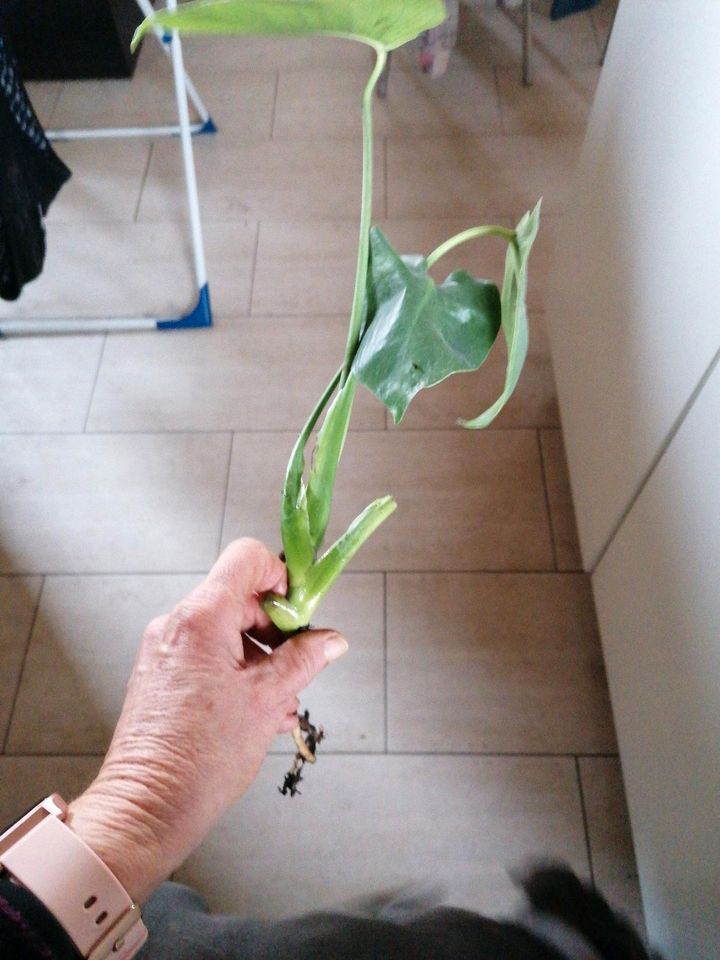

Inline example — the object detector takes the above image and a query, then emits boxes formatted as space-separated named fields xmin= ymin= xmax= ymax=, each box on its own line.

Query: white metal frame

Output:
xmin=0 ymin=0 xmax=215 ymax=337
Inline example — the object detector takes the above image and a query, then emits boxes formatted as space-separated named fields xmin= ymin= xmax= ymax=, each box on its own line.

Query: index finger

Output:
xmin=205 ymin=538 xmax=287 ymax=602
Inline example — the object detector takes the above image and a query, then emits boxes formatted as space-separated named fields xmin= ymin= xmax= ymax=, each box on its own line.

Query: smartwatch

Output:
xmin=0 ymin=795 xmax=148 ymax=960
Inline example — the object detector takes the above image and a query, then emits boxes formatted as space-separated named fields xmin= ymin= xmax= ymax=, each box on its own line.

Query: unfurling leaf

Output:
xmin=461 ymin=200 xmax=541 ymax=428
xmin=352 ymin=227 xmax=502 ymax=423
xmin=132 ymin=0 xmax=446 ymax=53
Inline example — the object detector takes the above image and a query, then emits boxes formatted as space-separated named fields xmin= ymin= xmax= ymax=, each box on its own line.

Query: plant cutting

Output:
xmin=133 ymin=0 xmax=540 ymax=793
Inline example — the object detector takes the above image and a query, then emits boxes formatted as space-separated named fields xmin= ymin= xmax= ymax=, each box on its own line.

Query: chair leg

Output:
xmin=522 ymin=0 xmax=533 ymax=85
xmin=377 ymin=50 xmax=392 ymax=99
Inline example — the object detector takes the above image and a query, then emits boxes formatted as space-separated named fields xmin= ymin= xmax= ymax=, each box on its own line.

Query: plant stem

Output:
xmin=340 ymin=44 xmax=388 ymax=385
xmin=425 ymin=225 xmax=517 ymax=270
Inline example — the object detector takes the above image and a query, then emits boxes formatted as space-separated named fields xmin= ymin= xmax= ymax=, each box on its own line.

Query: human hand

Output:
xmin=67 ymin=538 xmax=347 ymax=903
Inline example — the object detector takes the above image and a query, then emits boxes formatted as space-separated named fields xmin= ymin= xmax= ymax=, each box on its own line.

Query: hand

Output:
xmin=67 ymin=538 xmax=348 ymax=903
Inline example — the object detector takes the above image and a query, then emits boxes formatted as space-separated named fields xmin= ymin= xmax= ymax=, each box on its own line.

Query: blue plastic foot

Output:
xmin=198 ymin=117 xmax=218 ymax=135
xmin=158 ymin=284 xmax=213 ymax=330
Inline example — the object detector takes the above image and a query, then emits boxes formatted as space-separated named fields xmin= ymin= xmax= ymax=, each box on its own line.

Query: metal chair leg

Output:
xmin=522 ymin=0 xmax=533 ymax=86
xmin=377 ymin=50 xmax=392 ymax=99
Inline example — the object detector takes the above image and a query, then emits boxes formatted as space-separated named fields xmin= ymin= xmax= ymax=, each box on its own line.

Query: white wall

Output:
xmin=546 ymin=2 xmax=720 ymax=956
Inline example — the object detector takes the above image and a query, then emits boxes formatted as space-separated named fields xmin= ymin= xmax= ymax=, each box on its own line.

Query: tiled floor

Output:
xmin=0 ymin=0 xmax=643 ymax=933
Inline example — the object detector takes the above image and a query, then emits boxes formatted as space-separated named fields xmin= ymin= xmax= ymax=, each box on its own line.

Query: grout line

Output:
xmin=1 ymin=424 xmax=550 ymax=439
xmin=82 ymin=334 xmax=108 ymax=433
xmin=265 ymin=749 xmax=621 ymax=759
xmin=575 ymin=755 xmax=596 ymax=887
xmin=492 ymin=65 xmax=507 ymax=136
xmin=133 ymin=142 xmax=155 ymax=223
xmin=383 ymin=137 xmax=389 ymax=218
xmin=269 ymin=69 xmax=280 ymax=140
xmin=3 ymin=749 xmax=620 ymax=760
xmin=247 ymin=221 xmax=262 ymax=315
xmin=536 ymin=428 xmax=559 ymax=570
xmin=591 ymin=344 xmax=720 ymax=574
xmin=217 ymin=433 xmax=235 ymax=555
xmin=382 ymin=571 xmax=388 ymax=753
xmin=1 ymin=568 xmax=581 ymax=578
xmin=2 ymin=577 xmax=46 ymax=754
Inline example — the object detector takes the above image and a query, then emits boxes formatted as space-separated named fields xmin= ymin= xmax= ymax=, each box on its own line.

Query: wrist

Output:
xmin=67 ymin=781 xmax=172 ymax=904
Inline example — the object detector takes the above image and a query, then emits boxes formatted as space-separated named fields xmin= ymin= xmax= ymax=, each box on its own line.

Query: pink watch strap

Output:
xmin=0 ymin=799 xmax=147 ymax=959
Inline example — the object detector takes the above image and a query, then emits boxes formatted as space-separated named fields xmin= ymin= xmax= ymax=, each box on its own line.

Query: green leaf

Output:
xmin=352 ymin=227 xmax=502 ymax=423
xmin=132 ymin=0 xmax=446 ymax=52
xmin=460 ymin=199 xmax=541 ymax=428
xmin=263 ymin=495 xmax=397 ymax=631
xmin=280 ymin=368 xmax=341 ymax=583
xmin=307 ymin=376 xmax=356 ymax=553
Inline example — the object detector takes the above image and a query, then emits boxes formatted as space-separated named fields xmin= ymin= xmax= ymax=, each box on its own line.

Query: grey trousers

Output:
xmin=137 ymin=881 xmax=556 ymax=960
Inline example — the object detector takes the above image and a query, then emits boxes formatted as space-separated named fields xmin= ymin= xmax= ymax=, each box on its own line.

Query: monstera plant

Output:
xmin=134 ymin=0 xmax=540 ymax=791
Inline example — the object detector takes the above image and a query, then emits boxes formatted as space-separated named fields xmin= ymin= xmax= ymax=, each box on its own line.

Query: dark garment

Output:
xmin=138 ymin=881 xmax=567 ymax=960
xmin=0 ymin=878 xmax=80 ymax=960
xmin=0 ymin=29 xmax=70 ymax=301
xmin=550 ymin=0 xmax=600 ymax=19
xmin=0 ymin=867 xmax=655 ymax=960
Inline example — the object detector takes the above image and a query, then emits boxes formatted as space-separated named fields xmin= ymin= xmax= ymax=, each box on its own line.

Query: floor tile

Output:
xmin=141 ymin=33 xmax=373 ymax=74
xmin=0 ymin=577 xmax=42 ymax=745
xmin=1 ymin=220 xmax=256 ymax=320
xmin=222 ymin=430 xmax=554 ymax=571
xmin=176 ymin=754 xmax=588 ymax=916
xmin=387 ymin=134 xmax=580 ymax=219
xmin=0 ymin=757 xmax=101 ymax=827
xmin=0 ymin=434 xmax=231 ymax=574
xmin=455 ymin=2 xmax=602 ymax=71
xmin=25 ymin=81 xmax=61 ymax=127
xmin=579 ymin=757 xmax=645 ymax=931
xmin=5 ymin=574 xmax=200 ymax=754
xmin=45 ymin=140 xmax=151 ymax=223
xmin=0 ymin=335 xmax=103 ymax=432
xmin=138 ymin=139 xmax=384 ymax=222
xmin=387 ymin=572 xmax=615 ymax=753
xmin=269 ymin=574 xmax=385 ymax=754
xmin=273 ymin=62 xmax=502 ymax=140
xmin=497 ymin=65 xmax=599 ymax=134
xmin=252 ymin=220 xmax=359 ymax=317
xmin=87 ymin=316 xmax=385 ymax=432
xmin=252 ymin=217 xmax=514 ymax=319
xmin=51 ymin=70 xmax=275 ymax=143
xmin=393 ymin=312 xmax=559 ymax=430
xmin=540 ymin=429 xmax=583 ymax=570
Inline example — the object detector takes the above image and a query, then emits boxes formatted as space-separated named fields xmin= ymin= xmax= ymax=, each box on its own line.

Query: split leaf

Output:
xmin=307 ymin=376 xmax=356 ymax=553
xmin=132 ymin=0 xmax=446 ymax=53
xmin=280 ymin=368 xmax=340 ymax=584
xmin=352 ymin=227 xmax=502 ymax=423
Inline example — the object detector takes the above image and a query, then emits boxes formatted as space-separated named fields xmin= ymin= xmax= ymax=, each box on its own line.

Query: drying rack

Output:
xmin=0 ymin=0 xmax=214 ymax=337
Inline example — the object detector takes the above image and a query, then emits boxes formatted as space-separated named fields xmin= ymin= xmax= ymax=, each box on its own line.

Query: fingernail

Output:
xmin=324 ymin=633 xmax=349 ymax=662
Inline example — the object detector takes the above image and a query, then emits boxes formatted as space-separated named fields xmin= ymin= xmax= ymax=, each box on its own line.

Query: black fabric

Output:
xmin=0 ymin=28 xmax=71 ymax=301
xmin=0 ymin=878 xmax=81 ymax=960
xmin=550 ymin=0 xmax=600 ymax=20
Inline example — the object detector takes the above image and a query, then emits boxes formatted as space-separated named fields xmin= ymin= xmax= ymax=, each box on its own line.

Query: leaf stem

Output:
xmin=340 ymin=45 xmax=388 ymax=385
xmin=426 ymin=225 xmax=517 ymax=270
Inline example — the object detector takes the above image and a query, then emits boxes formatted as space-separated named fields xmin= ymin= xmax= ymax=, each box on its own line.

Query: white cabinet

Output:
xmin=548 ymin=0 xmax=720 ymax=570
xmin=592 ymin=359 xmax=720 ymax=960
xmin=546 ymin=2 xmax=720 ymax=956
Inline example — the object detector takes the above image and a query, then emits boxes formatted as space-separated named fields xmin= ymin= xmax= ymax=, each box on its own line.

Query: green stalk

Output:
xmin=426 ymin=225 xmax=516 ymax=270
xmin=280 ymin=366 xmax=342 ymax=582
xmin=340 ymin=45 xmax=388 ymax=385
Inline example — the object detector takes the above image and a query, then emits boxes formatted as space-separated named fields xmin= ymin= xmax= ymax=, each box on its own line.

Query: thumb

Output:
xmin=265 ymin=629 xmax=348 ymax=694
